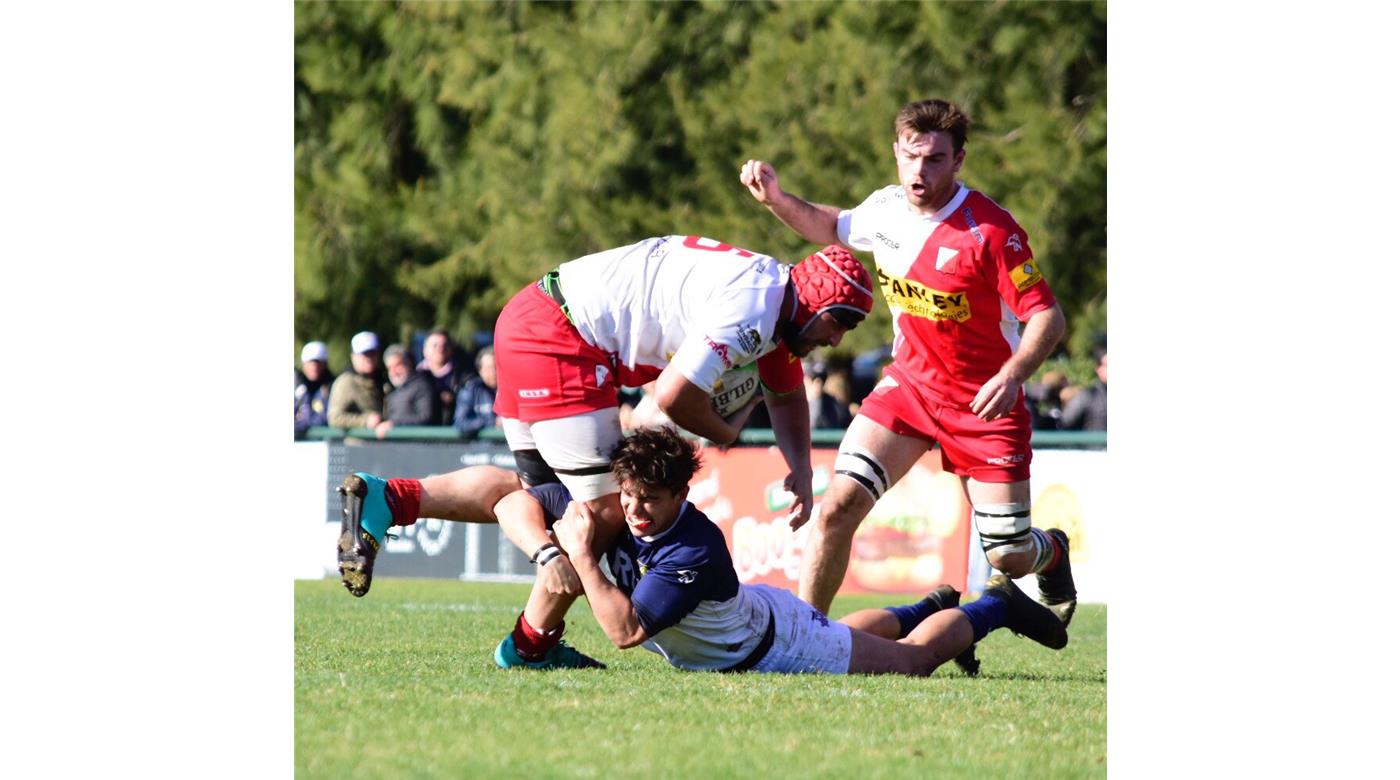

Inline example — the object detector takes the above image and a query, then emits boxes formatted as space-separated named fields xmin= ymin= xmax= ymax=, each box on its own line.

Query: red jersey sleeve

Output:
xmin=981 ymin=216 xmax=1056 ymax=321
xmin=755 ymin=343 xmax=803 ymax=394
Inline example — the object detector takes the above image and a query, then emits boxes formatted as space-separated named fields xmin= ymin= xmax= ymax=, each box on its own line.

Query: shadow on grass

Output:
xmin=968 ymin=669 xmax=1107 ymax=685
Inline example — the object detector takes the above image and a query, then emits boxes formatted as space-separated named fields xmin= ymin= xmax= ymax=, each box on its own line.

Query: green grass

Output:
xmin=296 ymin=579 xmax=1106 ymax=779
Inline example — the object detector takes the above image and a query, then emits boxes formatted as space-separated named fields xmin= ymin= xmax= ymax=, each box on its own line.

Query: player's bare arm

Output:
xmin=970 ymin=304 xmax=1067 ymax=421
xmin=653 ymin=363 xmax=747 ymax=446
xmin=761 ymin=385 xmax=817 ymax=529
xmin=739 ymin=159 xmax=844 ymax=248
xmin=494 ymin=489 xmax=582 ymax=596
xmin=555 ymin=502 xmax=649 ymax=649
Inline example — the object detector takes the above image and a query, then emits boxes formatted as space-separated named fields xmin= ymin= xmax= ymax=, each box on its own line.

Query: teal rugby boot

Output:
xmin=494 ymin=634 xmax=607 ymax=670
xmin=336 ymin=472 xmax=394 ymax=597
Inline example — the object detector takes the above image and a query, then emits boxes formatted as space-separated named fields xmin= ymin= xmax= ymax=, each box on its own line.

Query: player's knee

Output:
xmin=827 ymin=446 xmax=887 ymax=534
xmin=985 ymin=548 xmax=1035 ymax=578
xmin=974 ymin=502 xmax=1034 ymax=569
xmin=815 ymin=480 xmax=869 ymax=538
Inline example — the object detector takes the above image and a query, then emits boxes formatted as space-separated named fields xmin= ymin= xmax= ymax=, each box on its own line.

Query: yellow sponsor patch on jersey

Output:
xmin=878 ymin=272 xmax=971 ymax=323
xmin=1009 ymin=258 xmax=1043 ymax=291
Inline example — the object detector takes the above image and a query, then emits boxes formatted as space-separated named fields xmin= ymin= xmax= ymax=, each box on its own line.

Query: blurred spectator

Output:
xmin=1026 ymin=369 xmax=1069 ymax=430
xmin=418 ymin=328 xmax=473 ymax=425
xmin=454 ymin=346 xmax=500 ymax=438
xmin=328 ymin=331 xmax=387 ymax=429
xmin=377 ymin=343 xmax=441 ymax=438
xmin=294 ymin=340 xmax=332 ymax=437
xmin=805 ymin=360 xmax=852 ymax=430
xmin=823 ymin=364 xmax=860 ymax=422
xmin=1061 ymin=351 xmax=1107 ymax=431
xmin=851 ymin=343 xmax=893 ymax=401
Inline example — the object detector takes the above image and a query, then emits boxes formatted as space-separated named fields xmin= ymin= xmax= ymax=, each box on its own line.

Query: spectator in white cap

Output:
xmin=328 ymin=331 xmax=387 ymax=430
xmin=295 ymin=340 xmax=333 ymax=437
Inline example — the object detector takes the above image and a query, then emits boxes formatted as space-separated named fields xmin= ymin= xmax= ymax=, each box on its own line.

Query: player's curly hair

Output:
xmin=610 ymin=426 xmax=703 ymax=495
xmin=895 ymin=98 xmax=971 ymax=152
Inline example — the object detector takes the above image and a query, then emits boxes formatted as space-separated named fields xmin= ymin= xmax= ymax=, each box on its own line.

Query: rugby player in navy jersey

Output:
xmin=520 ymin=426 xmax=1067 ymax=675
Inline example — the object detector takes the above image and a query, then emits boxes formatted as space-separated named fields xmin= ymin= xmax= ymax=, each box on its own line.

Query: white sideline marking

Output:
xmin=397 ymin=602 xmax=520 ymax=613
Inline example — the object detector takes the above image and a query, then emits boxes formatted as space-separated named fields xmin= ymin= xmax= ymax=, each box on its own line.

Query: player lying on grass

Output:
xmin=332 ymin=457 xmax=977 ymax=672
xmin=533 ymin=426 xmax=1066 ymax=675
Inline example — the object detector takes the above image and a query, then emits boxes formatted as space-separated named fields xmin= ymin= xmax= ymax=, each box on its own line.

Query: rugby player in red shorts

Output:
xmin=336 ymin=235 xmax=874 ymax=668
xmin=741 ymin=98 xmax=1078 ymax=627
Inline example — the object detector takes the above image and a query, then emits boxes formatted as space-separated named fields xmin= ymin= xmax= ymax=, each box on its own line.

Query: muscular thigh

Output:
xmin=829 ymin=414 xmax=933 ymax=510
xmin=962 ymin=476 xmax=1031 ymax=506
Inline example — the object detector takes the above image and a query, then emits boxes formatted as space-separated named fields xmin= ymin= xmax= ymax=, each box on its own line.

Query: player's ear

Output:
xmin=953 ymin=148 xmax=966 ymax=172
xmin=678 ymin=485 xmax=690 ymax=504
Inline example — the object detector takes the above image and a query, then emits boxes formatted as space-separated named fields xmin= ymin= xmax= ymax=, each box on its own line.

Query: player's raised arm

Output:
xmin=739 ymin=159 xmax=844 ymax=248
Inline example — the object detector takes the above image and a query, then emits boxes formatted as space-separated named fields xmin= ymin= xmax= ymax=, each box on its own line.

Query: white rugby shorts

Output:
xmin=502 ymin=407 xmax=622 ymax=501
xmin=745 ymin=584 xmax=852 ymax=675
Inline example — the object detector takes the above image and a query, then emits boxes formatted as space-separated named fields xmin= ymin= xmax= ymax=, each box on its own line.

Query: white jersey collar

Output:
xmin=909 ymin=183 xmax=969 ymax=222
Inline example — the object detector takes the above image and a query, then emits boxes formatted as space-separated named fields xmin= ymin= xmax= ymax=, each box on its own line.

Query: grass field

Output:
xmin=295 ymin=578 xmax=1106 ymax=778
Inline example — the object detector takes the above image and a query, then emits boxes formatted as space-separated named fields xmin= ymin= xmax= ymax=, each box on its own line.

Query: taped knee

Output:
xmin=834 ymin=446 xmax=892 ymax=502
xmin=512 ymin=449 xmax=561 ymax=488
xmin=973 ymin=502 xmax=1033 ymax=556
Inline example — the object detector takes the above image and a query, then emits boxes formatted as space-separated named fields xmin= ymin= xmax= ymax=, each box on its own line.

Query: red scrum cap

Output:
xmin=790 ymin=245 xmax=875 ymax=331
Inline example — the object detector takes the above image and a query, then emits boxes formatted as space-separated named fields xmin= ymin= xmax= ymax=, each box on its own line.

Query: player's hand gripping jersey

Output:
xmin=528 ymin=484 xmax=772 ymax=671
xmin=837 ymin=185 xmax=1056 ymax=408
xmin=496 ymin=235 xmax=804 ymax=423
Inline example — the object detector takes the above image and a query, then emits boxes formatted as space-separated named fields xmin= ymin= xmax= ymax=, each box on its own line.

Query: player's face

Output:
xmin=619 ymin=481 xmax=689 ymax=537
xmin=893 ymin=130 xmax=964 ymax=213
xmin=786 ymin=311 xmax=857 ymax=357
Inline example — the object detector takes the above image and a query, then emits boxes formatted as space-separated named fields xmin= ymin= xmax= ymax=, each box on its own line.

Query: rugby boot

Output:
xmin=337 ymin=472 xmax=393 ymax=597
xmin=925 ymin=585 xmax=980 ymax=677
xmin=983 ymin=575 xmax=1068 ymax=650
xmin=1036 ymin=528 xmax=1078 ymax=627
xmin=494 ymin=634 xmax=607 ymax=670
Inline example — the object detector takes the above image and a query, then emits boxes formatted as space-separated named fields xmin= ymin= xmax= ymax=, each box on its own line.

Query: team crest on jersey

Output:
xmin=638 ymin=562 xmax=649 ymax=576
xmin=877 ymin=269 xmax=971 ymax=323
xmin=1005 ymin=233 xmax=1024 ymax=253
xmin=736 ymin=323 xmax=762 ymax=355
xmin=1009 ymin=258 xmax=1043 ymax=291
xmin=676 ymin=570 xmax=697 ymax=584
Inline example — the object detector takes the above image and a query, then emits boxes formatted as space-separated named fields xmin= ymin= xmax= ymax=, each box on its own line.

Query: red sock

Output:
xmin=511 ymin=612 xmax=564 ymax=661
xmin=384 ymin=479 xmax=422 ymax=527
xmin=1044 ymin=533 xmax=1064 ymax=572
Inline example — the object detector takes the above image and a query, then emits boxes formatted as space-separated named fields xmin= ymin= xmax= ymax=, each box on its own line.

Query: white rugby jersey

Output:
xmin=836 ymin=185 xmax=1056 ymax=407
xmin=556 ymin=235 xmax=798 ymax=396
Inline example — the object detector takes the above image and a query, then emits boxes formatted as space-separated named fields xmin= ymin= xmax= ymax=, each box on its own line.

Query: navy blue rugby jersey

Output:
xmin=525 ymin=486 xmax=770 ymax=670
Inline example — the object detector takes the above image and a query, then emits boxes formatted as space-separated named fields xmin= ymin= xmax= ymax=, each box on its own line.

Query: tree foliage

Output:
xmin=295 ymin=0 xmax=1106 ymax=368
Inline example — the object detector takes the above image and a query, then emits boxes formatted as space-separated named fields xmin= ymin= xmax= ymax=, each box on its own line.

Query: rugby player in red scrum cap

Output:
xmin=335 ymin=235 xmax=874 ymax=669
